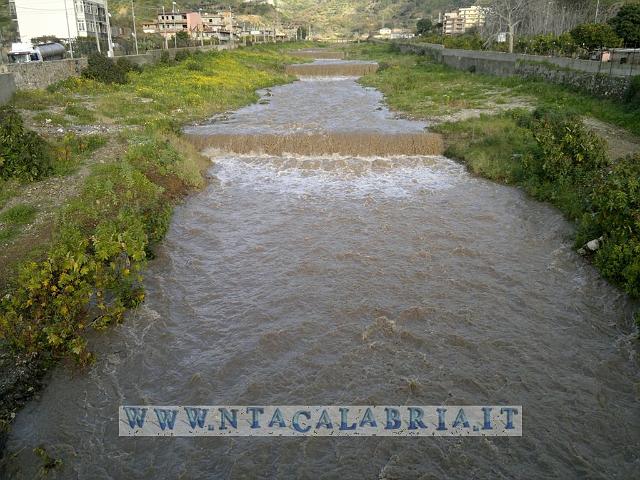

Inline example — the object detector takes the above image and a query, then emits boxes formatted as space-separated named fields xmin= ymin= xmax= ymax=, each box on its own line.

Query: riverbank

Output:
xmin=348 ymin=42 xmax=640 ymax=313
xmin=0 ymin=43 xmax=308 ymax=447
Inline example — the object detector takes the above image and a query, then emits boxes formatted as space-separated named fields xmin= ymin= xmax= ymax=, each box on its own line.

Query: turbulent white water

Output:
xmin=2 ymin=63 xmax=639 ymax=479
xmin=211 ymin=153 xmax=465 ymax=198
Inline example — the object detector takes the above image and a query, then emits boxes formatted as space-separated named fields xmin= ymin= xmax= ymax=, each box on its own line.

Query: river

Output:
xmin=2 ymin=61 xmax=639 ymax=479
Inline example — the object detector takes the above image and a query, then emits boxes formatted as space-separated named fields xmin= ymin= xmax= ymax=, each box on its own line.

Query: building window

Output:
xmin=78 ymin=20 xmax=85 ymax=31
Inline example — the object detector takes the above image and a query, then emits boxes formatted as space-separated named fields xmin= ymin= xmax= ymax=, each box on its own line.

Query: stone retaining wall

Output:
xmin=0 ymin=44 xmax=235 ymax=92
xmin=0 ymin=73 xmax=16 ymax=105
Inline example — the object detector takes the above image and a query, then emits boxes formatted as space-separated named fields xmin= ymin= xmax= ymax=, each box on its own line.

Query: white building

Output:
xmin=14 ymin=0 xmax=107 ymax=43
xmin=443 ymin=5 xmax=486 ymax=35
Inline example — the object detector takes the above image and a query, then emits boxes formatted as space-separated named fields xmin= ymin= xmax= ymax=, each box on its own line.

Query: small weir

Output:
xmin=285 ymin=60 xmax=378 ymax=76
xmin=187 ymin=132 xmax=443 ymax=156
xmin=292 ymin=49 xmax=346 ymax=59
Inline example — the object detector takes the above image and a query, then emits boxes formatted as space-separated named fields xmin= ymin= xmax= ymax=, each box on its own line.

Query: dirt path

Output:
xmin=421 ymin=99 xmax=533 ymax=125
xmin=584 ymin=117 xmax=640 ymax=159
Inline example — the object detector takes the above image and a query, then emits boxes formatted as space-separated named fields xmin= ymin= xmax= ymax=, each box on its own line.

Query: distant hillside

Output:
xmin=110 ymin=1 xmax=622 ymax=36
xmin=109 ymin=0 xmax=472 ymax=32
xmin=277 ymin=0 xmax=472 ymax=34
xmin=109 ymin=1 xmax=278 ymax=22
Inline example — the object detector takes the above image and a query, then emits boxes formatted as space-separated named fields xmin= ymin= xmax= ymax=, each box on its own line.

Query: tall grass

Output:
xmin=349 ymin=43 xmax=640 ymax=136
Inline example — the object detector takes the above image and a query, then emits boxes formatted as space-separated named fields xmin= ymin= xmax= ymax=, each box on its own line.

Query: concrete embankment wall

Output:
xmin=0 ymin=73 xmax=16 ymax=105
xmin=0 ymin=44 xmax=235 ymax=105
xmin=1 ymin=58 xmax=88 ymax=90
xmin=394 ymin=42 xmax=635 ymax=98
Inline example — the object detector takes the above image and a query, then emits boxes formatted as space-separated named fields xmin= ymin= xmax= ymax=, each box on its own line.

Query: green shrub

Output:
xmin=184 ymin=58 xmax=203 ymax=71
xmin=0 ymin=220 xmax=146 ymax=363
xmin=159 ymin=50 xmax=171 ymax=65
xmin=82 ymin=53 xmax=133 ymax=85
xmin=116 ymin=57 xmax=142 ymax=75
xmin=0 ymin=162 xmax=165 ymax=363
xmin=0 ymin=106 xmax=53 ymax=181
xmin=526 ymin=108 xmax=609 ymax=181
xmin=587 ymin=153 xmax=640 ymax=295
xmin=174 ymin=50 xmax=191 ymax=62
xmin=570 ymin=23 xmax=622 ymax=51
xmin=627 ymin=76 xmax=640 ymax=109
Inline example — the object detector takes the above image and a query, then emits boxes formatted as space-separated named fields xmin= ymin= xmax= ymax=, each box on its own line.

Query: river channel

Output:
xmin=2 ymin=60 xmax=639 ymax=479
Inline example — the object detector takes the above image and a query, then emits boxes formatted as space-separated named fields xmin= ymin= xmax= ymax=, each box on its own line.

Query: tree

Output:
xmin=32 ymin=36 xmax=63 ymax=45
xmin=608 ymin=4 xmax=640 ymax=47
xmin=0 ymin=0 xmax=19 ymax=51
xmin=488 ymin=0 xmax=528 ymax=53
xmin=416 ymin=18 xmax=433 ymax=36
xmin=570 ymin=23 xmax=622 ymax=50
xmin=297 ymin=25 xmax=308 ymax=40
xmin=175 ymin=31 xmax=190 ymax=48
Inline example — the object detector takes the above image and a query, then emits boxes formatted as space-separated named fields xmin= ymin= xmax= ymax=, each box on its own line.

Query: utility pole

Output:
xmin=131 ymin=0 xmax=139 ymax=55
xmin=198 ymin=8 xmax=203 ymax=47
xmin=105 ymin=0 xmax=114 ymax=57
xmin=173 ymin=2 xmax=177 ymax=49
xmin=162 ymin=6 xmax=168 ymax=49
xmin=595 ymin=0 xmax=600 ymax=23
xmin=95 ymin=25 xmax=102 ymax=53
xmin=71 ymin=0 xmax=80 ymax=55
xmin=230 ymin=8 xmax=235 ymax=49
xmin=63 ymin=0 xmax=74 ymax=58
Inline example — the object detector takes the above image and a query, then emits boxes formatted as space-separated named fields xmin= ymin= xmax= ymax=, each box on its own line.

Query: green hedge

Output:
xmin=0 ymin=106 xmax=53 ymax=181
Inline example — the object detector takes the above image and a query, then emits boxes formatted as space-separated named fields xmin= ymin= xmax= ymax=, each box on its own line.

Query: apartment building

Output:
xmin=443 ymin=5 xmax=485 ymax=35
xmin=459 ymin=6 xmax=485 ymax=30
xmin=443 ymin=11 xmax=465 ymax=35
xmin=13 ymin=0 xmax=107 ymax=43
xmin=145 ymin=10 xmax=242 ymax=40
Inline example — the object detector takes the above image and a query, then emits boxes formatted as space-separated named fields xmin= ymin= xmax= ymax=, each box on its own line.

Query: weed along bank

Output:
xmin=0 ymin=37 xmax=639 ymax=480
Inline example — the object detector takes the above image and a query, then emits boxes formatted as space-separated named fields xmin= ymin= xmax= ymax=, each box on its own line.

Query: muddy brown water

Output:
xmin=1 ymin=61 xmax=639 ymax=479
xmin=187 ymin=132 xmax=443 ymax=157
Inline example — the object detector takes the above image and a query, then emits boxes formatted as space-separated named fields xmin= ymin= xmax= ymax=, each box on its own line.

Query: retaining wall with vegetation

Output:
xmin=395 ymin=42 xmax=636 ymax=98
xmin=0 ymin=44 xmax=234 ymax=100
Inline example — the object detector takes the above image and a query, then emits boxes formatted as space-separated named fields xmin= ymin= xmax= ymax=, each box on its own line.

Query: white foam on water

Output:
xmin=296 ymin=75 xmax=362 ymax=81
xmin=210 ymin=153 xmax=466 ymax=199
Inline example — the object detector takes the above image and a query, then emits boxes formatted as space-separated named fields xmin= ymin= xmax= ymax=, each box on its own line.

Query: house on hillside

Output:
xmin=375 ymin=28 xmax=414 ymax=40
